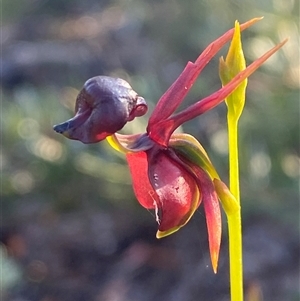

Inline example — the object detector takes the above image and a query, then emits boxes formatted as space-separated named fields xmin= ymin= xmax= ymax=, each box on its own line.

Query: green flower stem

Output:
xmin=219 ymin=21 xmax=246 ymax=301
xmin=218 ymin=21 xmax=245 ymax=301
xmin=220 ymin=26 xmax=287 ymax=301
xmin=227 ymin=116 xmax=243 ymax=301
xmin=228 ymin=117 xmax=240 ymax=201
xmin=228 ymin=213 xmax=243 ymax=300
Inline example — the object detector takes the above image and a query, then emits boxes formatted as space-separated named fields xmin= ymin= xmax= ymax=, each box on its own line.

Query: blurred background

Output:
xmin=1 ymin=0 xmax=299 ymax=300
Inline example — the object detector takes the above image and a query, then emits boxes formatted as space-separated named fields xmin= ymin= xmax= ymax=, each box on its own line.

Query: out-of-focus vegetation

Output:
xmin=1 ymin=0 xmax=299 ymax=300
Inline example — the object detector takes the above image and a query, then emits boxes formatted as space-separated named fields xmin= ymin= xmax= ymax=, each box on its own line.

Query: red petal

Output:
xmin=190 ymin=165 xmax=222 ymax=273
xmin=147 ymin=62 xmax=199 ymax=130
xmin=150 ymin=38 xmax=288 ymax=146
xmin=126 ymin=152 xmax=157 ymax=209
xmin=147 ymin=18 xmax=262 ymax=144
xmin=148 ymin=150 xmax=200 ymax=236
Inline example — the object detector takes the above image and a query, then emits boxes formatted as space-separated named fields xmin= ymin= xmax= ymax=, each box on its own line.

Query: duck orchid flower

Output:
xmin=53 ymin=18 xmax=287 ymax=272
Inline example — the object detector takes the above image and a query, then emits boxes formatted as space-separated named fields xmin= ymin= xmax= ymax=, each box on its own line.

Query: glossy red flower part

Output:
xmin=53 ymin=18 xmax=287 ymax=272
xmin=126 ymin=146 xmax=201 ymax=237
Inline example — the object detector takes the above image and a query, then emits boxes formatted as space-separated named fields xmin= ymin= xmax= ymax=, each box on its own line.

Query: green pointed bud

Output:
xmin=219 ymin=21 xmax=247 ymax=121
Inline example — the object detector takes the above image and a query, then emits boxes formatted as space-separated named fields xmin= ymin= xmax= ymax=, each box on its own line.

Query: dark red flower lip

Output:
xmin=53 ymin=108 xmax=91 ymax=135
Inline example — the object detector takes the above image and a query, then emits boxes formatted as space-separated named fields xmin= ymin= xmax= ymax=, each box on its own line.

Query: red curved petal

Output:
xmin=126 ymin=152 xmax=157 ymax=209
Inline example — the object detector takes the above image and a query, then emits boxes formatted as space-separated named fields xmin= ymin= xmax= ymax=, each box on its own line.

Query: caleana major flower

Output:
xmin=53 ymin=18 xmax=286 ymax=272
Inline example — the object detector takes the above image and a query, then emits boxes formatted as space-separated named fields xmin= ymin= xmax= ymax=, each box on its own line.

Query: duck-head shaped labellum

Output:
xmin=53 ymin=76 xmax=148 ymax=143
